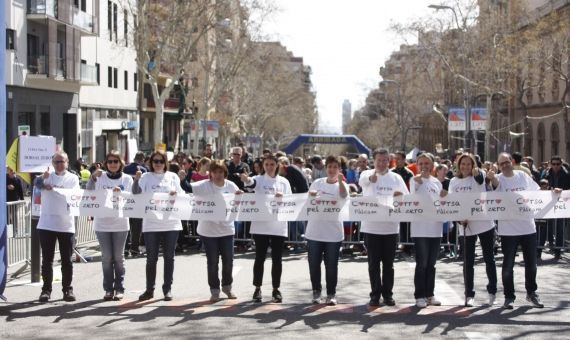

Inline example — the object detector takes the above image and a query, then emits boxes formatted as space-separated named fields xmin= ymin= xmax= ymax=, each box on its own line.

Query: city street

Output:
xmin=2 ymin=245 xmax=570 ymax=339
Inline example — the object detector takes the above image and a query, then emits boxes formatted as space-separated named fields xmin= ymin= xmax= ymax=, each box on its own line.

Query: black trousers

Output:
xmin=252 ymin=234 xmax=286 ymax=289
xmin=364 ymin=233 xmax=398 ymax=300
xmin=126 ymin=218 xmax=143 ymax=253
xmin=38 ymin=229 xmax=74 ymax=293
xmin=462 ymin=228 xmax=497 ymax=298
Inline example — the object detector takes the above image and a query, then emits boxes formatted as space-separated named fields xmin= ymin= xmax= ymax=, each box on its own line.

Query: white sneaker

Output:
xmin=488 ymin=293 xmax=496 ymax=306
xmin=416 ymin=298 xmax=427 ymax=308
xmin=427 ymin=296 xmax=442 ymax=306
xmin=465 ymin=297 xmax=475 ymax=307
xmin=325 ymin=295 xmax=337 ymax=306
xmin=312 ymin=290 xmax=321 ymax=304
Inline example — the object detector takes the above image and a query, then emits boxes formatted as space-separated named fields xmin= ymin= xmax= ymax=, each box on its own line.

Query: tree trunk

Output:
xmin=151 ymin=80 xmax=163 ymax=149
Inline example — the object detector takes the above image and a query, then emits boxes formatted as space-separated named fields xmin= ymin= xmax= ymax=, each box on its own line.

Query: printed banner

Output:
xmin=40 ymin=190 xmax=570 ymax=225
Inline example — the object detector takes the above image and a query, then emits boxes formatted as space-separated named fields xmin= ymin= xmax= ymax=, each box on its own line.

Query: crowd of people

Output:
xmin=24 ymin=142 xmax=570 ymax=311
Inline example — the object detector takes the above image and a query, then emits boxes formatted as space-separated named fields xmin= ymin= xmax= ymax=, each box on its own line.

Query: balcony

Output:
xmin=73 ymin=7 xmax=95 ymax=33
xmin=80 ymin=63 xmax=97 ymax=84
xmin=27 ymin=0 xmax=57 ymax=17
xmin=27 ymin=54 xmax=66 ymax=79
xmin=27 ymin=55 xmax=47 ymax=74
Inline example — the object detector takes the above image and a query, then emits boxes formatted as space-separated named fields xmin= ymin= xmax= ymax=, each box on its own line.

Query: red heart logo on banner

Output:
xmin=169 ymin=200 xmax=176 ymax=205
xmin=331 ymin=200 xmax=337 ymax=205
xmin=315 ymin=200 xmax=321 ymax=204
xmin=196 ymin=201 xmax=202 ymax=205
xmin=91 ymin=196 xmax=97 ymax=201
xmin=414 ymin=201 xmax=419 ymax=206
xmin=440 ymin=201 xmax=446 ymax=205
xmin=250 ymin=201 xmax=256 ymax=205
xmin=496 ymin=199 xmax=502 ymax=204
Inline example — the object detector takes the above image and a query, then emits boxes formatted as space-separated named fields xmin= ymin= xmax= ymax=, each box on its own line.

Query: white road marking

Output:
xmin=464 ymin=332 xmax=502 ymax=340
xmin=434 ymin=279 xmax=463 ymax=306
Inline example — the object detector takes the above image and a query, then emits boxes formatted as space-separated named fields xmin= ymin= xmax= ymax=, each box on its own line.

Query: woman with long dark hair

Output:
xmin=87 ymin=150 xmax=133 ymax=301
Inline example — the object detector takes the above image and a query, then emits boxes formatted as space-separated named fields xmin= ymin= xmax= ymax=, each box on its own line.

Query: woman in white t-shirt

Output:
xmin=410 ymin=153 xmax=445 ymax=309
xmin=132 ymin=150 xmax=183 ymax=302
xmin=241 ymin=155 xmax=292 ymax=303
xmin=190 ymin=160 xmax=243 ymax=302
xmin=446 ymin=153 xmax=497 ymax=307
xmin=305 ymin=155 xmax=348 ymax=306
xmin=86 ymin=151 xmax=133 ymax=301
xmin=36 ymin=151 xmax=80 ymax=303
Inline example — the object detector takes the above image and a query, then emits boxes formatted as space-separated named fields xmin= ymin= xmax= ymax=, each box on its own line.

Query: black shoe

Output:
xmin=63 ymin=288 xmax=76 ymax=302
xmin=526 ymin=293 xmax=544 ymax=308
xmin=139 ymin=290 xmax=154 ymax=301
xmin=272 ymin=289 xmax=283 ymax=303
xmin=164 ymin=291 xmax=173 ymax=301
xmin=104 ymin=291 xmax=114 ymax=301
xmin=369 ymin=299 xmax=380 ymax=307
xmin=554 ymin=251 xmax=561 ymax=260
xmin=253 ymin=287 xmax=262 ymax=302
xmin=39 ymin=290 xmax=51 ymax=303
xmin=503 ymin=298 xmax=515 ymax=309
xmin=383 ymin=297 xmax=396 ymax=306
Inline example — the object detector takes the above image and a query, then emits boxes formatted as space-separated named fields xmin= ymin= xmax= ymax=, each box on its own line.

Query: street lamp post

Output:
xmin=381 ymin=79 xmax=407 ymax=151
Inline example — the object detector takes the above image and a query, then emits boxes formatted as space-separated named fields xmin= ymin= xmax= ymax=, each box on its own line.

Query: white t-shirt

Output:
xmin=38 ymin=171 xmax=80 ymax=233
xmin=448 ymin=176 xmax=495 ymax=236
xmin=410 ymin=176 xmax=444 ymax=238
xmin=92 ymin=173 xmax=133 ymax=232
xmin=247 ymin=174 xmax=292 ymax=237
xmin=359 ymin=169 xmax=409 ymax=234
xmin=194 ymin=179 xmax=239 ymax=237
xmin=138 ymin=171 xmax=184 ymax=232
xmin=305 ymin=178 xmax=344 ymax=242
xmin=494 ymin=170 xmax=540 ymax=236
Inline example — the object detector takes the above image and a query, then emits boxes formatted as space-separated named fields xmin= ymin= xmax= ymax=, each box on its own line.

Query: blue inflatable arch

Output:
xmin=282 ymin=134 xmax=371 ymax=156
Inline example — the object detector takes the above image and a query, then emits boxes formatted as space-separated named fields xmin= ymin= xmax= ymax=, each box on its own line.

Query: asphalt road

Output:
xmin=2 ymin=245 xmax=570 ymax=339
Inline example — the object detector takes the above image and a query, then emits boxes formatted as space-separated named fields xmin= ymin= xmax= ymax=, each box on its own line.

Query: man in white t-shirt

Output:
xmin=359 ymin=148 xmax=408 ymax=307
xmin=488 ymin=152 xmax=549 ymax=309
xmin=36 ymin=151 xmax=80 ymax=303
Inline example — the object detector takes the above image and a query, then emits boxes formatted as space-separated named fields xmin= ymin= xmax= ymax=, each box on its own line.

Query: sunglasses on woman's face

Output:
xmin=152 ymin=159 xmax=165 ymax=164
xmin=107 ymin=159 xmax=120 ymax=164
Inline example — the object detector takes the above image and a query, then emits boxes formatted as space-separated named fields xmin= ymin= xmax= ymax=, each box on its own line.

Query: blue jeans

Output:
xmin=202 ymin=235 xmax=234 ymax=290
xmin=307 ymin=240 xmax=341 ymax=295
xmin=96 ymin=231 xmax=128 ymax=292
xmin=501 ymin=233 xmax=538 ymax=300
xmin=414 ymin=237 xmax=440 ymax=299
xmin=143 ymin=231 xmax=179 ymax=294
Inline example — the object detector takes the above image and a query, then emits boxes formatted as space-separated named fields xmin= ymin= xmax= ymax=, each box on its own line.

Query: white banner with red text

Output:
xmin=39 ymin=189 xmax=570 ymax=223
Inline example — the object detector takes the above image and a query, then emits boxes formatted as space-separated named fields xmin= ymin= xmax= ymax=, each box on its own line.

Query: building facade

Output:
xmin=79 ymin=0 xmax=138 ymax=163
xmin=5 ymin=0 xmax=98 ymax=164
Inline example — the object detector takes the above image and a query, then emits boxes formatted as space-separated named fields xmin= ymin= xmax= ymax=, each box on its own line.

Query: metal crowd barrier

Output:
xmin=536 ymin=218 xmax=569 ymax=250
xmin=7 ymin=201 xmax=31 ymax=266
xmin=6 ymin=200 xmax=98 ymax=268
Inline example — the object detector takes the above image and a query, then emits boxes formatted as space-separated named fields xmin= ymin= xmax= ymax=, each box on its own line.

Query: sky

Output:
xmin=263 ymin=0 xmax=435 ymax=134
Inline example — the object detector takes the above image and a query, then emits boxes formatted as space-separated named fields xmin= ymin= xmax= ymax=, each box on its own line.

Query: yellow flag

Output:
xmin=6 ymin=138 xmax=31 ymax=184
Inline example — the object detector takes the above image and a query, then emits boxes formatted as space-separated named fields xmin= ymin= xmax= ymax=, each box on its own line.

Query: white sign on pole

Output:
xmin=18 ymin=125 xmax=31 ymax=136
xmin=18 ymin=136 xmax=57 ymax=173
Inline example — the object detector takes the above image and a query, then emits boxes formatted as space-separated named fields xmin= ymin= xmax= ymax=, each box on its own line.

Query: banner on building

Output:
xmin=189 ymin=120 xmax=220 ymax=138
xmin=470 ymin=107 xmax=487 ymax=131
xmin=448 ymin=107 xmax=466 ymax=131
xmin=18 ymin=136 xmax=56 ymax=173
xmin=40 ymin=189 xmax=570 ymax=225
